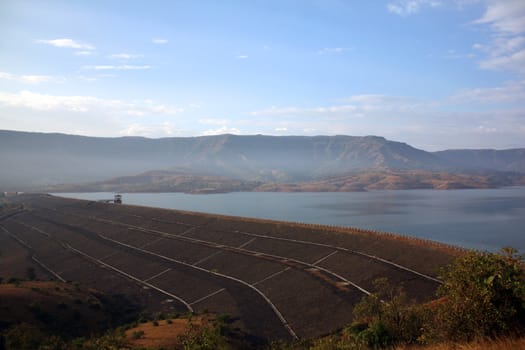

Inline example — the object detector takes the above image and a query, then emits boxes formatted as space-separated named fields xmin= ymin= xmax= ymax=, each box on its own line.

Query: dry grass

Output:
xmin=124 ymin=316 xmax=209 ymax=349
xmin=396 ymin=337 xmax=525 ymax=350
xmin=0 ymin=281 xmax=111 ymax=336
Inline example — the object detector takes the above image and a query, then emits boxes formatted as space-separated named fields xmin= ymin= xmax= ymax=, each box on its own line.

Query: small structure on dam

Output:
xmin=98 ymin=194 xmax=122 ymax=204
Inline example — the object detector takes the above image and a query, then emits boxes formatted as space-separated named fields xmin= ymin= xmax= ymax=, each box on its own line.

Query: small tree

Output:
xmin=178 ymin=318 xmax=230 ymax=350
xmin=351 ymin=278 xmax=428 ymax=347
xmin=435 ymin=247 xmax=525 ymax=341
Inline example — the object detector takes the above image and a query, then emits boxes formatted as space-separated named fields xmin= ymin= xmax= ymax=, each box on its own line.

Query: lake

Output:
xmin=55 ymin=188 xmax=525 ymax=253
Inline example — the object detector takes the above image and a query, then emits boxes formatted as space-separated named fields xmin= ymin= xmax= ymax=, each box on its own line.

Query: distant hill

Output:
xmin=434 ymin=149 xmax=525 ymax=173
xmin=1 ymin=130 xmax=524 ymax=190
xmin=45 ymin=169 xmax=525 ymax=193
xmin=45 ymin=170 xmax=262 ymax=194
xmin=255 ymin=170 xmax=525 ymax=192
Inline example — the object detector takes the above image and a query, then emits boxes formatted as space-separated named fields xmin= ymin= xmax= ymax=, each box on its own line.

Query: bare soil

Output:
xmin=124 ymin=317 xmax=207 ymax=349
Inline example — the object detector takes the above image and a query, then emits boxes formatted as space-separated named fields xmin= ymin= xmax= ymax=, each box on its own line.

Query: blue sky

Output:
xmin=1 ymin=0 xmax=524 ymax=150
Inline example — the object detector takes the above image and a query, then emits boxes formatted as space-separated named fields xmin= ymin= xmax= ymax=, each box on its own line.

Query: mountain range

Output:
xmin=1 ymin=130 xmax=524 ymax=192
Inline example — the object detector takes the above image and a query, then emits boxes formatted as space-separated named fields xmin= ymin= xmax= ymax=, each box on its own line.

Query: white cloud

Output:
xmin=444 ymin=49 xmax=476 ymax=60
xmin=474 ymin=36 xmax=525 ymax=56
xmin=76 ymin=75 xmax=98 ymax=82
xmin=0 ymin=90 xmax=185 ymax=138
xmin=97 ymin=73 xmax=117 ymax=78
xmin=251 ymin=105 xmax=360 ymax=117
xmin=248 ymin=88 xmax=525 ymax=150
xmin=452 ymin=79 xmax=525 ymax=103
xmin=76 ymin=73 xmax=118 ymax=82
xmin=253 ymin=100 xmax=412 ymax=118
xmin=109 ymin=53 xmax=142 ymax=60
xmin=0 ymin=90 xmax=181 ymax=115
xmin=236 ymin=55 xmax=248 ymax=59
xmin=472 ymin=1 xmax=525 ymax=74
xmin=84 ymin=65 xmax=152 ymax=70
xmin=199 ymin=118 xmax=230 ymax=125
xmin=475 ymin=125 xmax=498 ymax=133
xmin=472 ymin=43 xmax=484 ymax=50
xmin=343 ymin=94 xmax=424 ymax=112
xmin=202 ymin=126 xmax=240 ymax=135
xmin=2 ymin=89 xmax=521 ymax=149
xmin=19 ymin=75 xmax=54 ymax=84
xmin=0 ymin=71 xmax=58 ymax=84
xmin=0 ymin=72 xmax=14 ymax=79
xmin=152 ymin=38 xmax=168 ymax=44
xmin=250 ymin=95 xmax=426 ymax=121
xmin=250 ymin=107 xmax=296 ymax=117
xmin=74 ymin=50 xmax=94 ymax=56
xmin=147 ymin=104 xmax=184 ymax=115
xmin=0 ymin=91 xmax=111 ymax=112
xmin=479 ymin=48 xmax=525 ymax=73
xmin=387 ymin=0 xmax=442 ymax=16
xmin=475 ymin=0 xmax=525 ymax=34
xmin=119 ymin=122 xmax=181 ymax=138
xmin=343 ymin=94 xmax=405 ymax=104
xmin=36 ymin=38 xmax=94 ymax=50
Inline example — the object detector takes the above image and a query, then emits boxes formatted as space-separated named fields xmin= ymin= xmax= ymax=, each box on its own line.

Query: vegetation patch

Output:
xmin=272 ymin=248 xmax=525 ymax=349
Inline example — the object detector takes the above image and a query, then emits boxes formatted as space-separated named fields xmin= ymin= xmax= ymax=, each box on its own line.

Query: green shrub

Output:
xmin=178 ymin=319 xmax=229 ymax=350
xmin=435 ymin=247 xmax=525 ymax=341
xmin=3 ymin=323 xmax=45 ymax=350
xmin=131 ymin=330 xmax=145 ymax=340
xmin=351 ymin=278 xmax=428 ymax=347
xmin=75 ymin=329 xmax=127 ymax=350
xmin=355 ymin=321 xmax=392 ymax=348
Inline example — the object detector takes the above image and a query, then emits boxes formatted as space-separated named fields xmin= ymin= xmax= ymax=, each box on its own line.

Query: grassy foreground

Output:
xmin=395 ymin=337 xmax=525 ymax=350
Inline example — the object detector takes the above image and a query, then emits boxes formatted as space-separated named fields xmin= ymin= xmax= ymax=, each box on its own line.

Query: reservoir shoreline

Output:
xmin=55 ymin=187 xmax=525 ymax=253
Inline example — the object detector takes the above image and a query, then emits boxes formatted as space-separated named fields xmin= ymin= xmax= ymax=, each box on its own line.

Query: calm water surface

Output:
xmin=56 ymin=188 xmax=525 ymax=252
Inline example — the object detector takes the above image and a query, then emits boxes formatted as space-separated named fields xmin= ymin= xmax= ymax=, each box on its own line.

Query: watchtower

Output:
xmin=114 ymin=194 xmax=122 ymax=204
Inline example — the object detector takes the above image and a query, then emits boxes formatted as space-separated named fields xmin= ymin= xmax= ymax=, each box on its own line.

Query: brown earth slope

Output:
xmin=0 ymin=281 xmax=121 ymax=337
xmin=0 ymin=194 xmax=463 ymax=341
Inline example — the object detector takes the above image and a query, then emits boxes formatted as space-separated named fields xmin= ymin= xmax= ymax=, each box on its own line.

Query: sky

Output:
xmin=1 ymin=0 xmax=524 ymax=151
